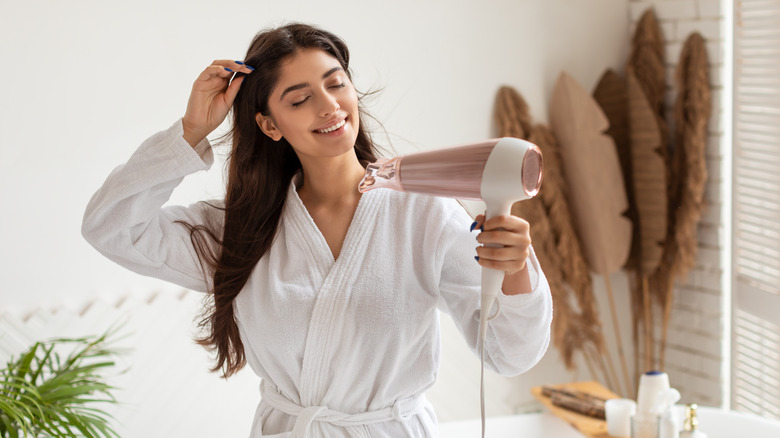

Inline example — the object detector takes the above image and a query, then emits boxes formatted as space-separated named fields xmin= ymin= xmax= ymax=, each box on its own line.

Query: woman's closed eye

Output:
xmin=291 ymin=84 xmax=346 ymax=107
xmin=292 ymin=96 xmax=310 ymax=107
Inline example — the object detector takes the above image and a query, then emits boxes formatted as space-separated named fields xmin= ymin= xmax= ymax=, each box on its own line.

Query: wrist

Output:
xmin=181 ymin=118 xmax=207 ymax=148
xmin=501 ymin=264 xmax=532 ymax=295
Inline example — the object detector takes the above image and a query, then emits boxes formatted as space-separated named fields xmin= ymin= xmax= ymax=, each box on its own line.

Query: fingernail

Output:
xmin=470 ymin=221 xmax=478 ymax=232
xmin=224 ymin=67 xmax=234 ymax=72
xmin=474 ymin=256 xmax=480 ymax=262
xmin=480 ymin=226 xmax=484 ymax=232
xmin=235 ymin=60 xmax=245 ymax=65
xmin=246 ymin=65 xmax=256 ymax=71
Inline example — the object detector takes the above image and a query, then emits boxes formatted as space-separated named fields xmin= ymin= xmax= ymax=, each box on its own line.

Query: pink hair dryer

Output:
xmin=358 ymin=138 xmax=543 ymax=347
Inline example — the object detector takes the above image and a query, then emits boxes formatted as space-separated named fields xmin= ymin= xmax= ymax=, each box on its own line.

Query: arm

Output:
xmin=82 ymin=59 xmax=255 ymax=292
xmin=81 ymin=120 xmax=221 ymax=292
xmin=436 ymin=207 xmax=553 ymax=376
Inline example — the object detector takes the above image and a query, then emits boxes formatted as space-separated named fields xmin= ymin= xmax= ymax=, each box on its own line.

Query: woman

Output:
xmin=82 ymin=23 xmax=552 ymax=437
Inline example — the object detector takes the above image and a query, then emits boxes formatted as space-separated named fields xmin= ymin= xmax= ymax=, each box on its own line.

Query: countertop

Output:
xmin=438 ymin=406 xmax=780 ymax=438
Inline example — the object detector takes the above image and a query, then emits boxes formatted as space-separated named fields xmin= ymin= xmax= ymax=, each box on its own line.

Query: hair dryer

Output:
xmin=358 ymin=138 xmax=543 ymax=348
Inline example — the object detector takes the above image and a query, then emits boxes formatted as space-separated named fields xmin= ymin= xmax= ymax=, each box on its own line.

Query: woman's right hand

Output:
xmin=182 ymin=60 xmax=255 ymax=147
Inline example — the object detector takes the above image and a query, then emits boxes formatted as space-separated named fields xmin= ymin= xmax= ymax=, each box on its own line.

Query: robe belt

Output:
xmin=259 ymin=381 xmax=425 ymax=438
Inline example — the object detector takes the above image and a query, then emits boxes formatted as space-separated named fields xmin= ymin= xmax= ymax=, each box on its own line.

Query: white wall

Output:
xmin=0 ymin=0 xmax=630 ymax=311
xmin=0 ymin=0 xmax=633 ymax=435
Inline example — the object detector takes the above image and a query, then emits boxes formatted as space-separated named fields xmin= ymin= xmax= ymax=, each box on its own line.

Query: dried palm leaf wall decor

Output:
xmin=654 ymin=32 xmax=711 ymax=368
xmin=592 ymin=71 xmax=645 ymax=392
xmin=594 ymin=71 xmax=636 ymax=269
xmin=623 ymin=6 xmax=671 ymax=376
xmin=628 ymin=9 xmax=669 ymax=145
xmin=494 ymin=86 xmax=614 ymax=389
xmin=626 ymin=71 xmax=669 ymax=374
xmin=589 ymin=8 xmax=711 ymax=382
xmin=548 ymin=72 xmax=633 ymax=397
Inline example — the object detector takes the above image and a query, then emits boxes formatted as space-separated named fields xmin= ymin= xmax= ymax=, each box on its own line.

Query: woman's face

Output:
xmin=257 ymin=48 xmax=360 ymax=162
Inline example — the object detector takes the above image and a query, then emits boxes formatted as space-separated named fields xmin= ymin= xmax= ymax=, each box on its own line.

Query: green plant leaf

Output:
xmin=29 ymin=345 xmax=56 ymax=386
xmin=14 ymin=345 xmax=39 ymax=383
xmin=0 ymin=328 xmax=124 ymax=438
xmin=0 ymin=412 xmax=21 ymax=438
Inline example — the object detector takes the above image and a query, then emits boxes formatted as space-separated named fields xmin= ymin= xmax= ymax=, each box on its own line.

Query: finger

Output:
xmin=223 ymin=74 xmax=246 ymax=107
xmin=208 ymin=59 xmax=256 ymax=74
xmin=475 ymin=256 xmax=528 ymax=274
xmin=476 ymin=245 xmax=530 ymax=262
xmin=191 ymin=66 xmax=234 ymax=92
xmin=195 ymin=62 xmax=251 ymax=86
xmin=470 ymin=214 xmax=485 ymax=232
xmin=481 ymin=214 xmax=529 ymax=233
xmin=477 ymin=228 xmax=531 ymax=246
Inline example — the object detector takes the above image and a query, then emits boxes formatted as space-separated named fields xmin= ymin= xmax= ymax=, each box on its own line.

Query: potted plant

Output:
xmin=0 ymin=330 xmax=121 ymax=437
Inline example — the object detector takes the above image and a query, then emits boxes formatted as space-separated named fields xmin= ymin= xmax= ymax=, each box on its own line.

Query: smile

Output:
xmin=315 ymin=118 xmax=347 ymax=134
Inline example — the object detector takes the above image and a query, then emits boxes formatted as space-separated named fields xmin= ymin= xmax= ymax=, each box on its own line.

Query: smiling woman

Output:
xmin=255 ymin=49 xmax=361 ymax=164
xmin=80 ymin=22 xmax=552 ymax=438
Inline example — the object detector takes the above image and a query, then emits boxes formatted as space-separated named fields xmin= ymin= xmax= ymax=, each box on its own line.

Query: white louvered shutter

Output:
xmin=731 ymin=0 xmax=780 ymax=420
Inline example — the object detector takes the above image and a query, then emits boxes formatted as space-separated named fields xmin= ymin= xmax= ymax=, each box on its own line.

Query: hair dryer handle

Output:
xmin=478 ymin=201 xmax=515 ymax=347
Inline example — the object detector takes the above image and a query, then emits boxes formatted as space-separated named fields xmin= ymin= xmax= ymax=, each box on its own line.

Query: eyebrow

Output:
xmin=279 ymin=67 xmax=345 ymax=101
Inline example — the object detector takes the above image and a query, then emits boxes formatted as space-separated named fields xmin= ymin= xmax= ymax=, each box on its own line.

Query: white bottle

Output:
xmin=657 ymin=389 xmax=681 ymax=438
xmin=678 ymin=404 xmax=707 ymax=438
xmin=659 ymin=408 xmax=679 ymax=438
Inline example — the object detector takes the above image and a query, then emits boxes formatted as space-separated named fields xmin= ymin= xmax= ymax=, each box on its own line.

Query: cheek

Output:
xmin=275 ymin=112 xmax=309 ymax=136
xmin=346 ymin=89 xmax=360 ymax=110
xmin=343 ymin=89 xmax=360 ymax=123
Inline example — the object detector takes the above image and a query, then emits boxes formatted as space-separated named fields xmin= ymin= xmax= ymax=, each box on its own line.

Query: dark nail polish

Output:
xmin=480 ymin=226 xmax=484 ymax=232
xmin=235 ymin=60 xmax=245 ymax=65
xmin=474 ymin=256 xmax=480 ymax=262
xmin=246 ymin=65 xmax=256 ymax=71
xmin=470 ymin=221 xmax=478 ymax=232
xmin=224 ymin=67 xmax=234 ymax=72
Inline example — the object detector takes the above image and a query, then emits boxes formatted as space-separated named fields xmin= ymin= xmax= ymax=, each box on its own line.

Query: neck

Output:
xmin=297 ymin=151 xmax=366 ymax=207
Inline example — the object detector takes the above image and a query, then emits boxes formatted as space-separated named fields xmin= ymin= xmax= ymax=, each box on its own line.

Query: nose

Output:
xmin=319 ymin=93 xmax=340 ymax=117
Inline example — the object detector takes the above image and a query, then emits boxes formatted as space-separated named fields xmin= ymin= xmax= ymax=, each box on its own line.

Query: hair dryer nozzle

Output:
xmin=359 ymin=157 xmax=404 ymax=193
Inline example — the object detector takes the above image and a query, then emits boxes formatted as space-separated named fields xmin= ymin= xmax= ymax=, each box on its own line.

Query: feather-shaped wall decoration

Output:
xmin=623 ymin=7 xmax=671 ymax=374
xmin=495 ymin=86 xmax=611 ymax=382
xmin=626 ymin=71 xmax=669 ymax=372
xmin=656 ymin=32 xmax=711 ymax=368
xmin=592 ymin=70 xmax=644 ymax=386
xmin=593 ymin=69 xmax=647 ymax=386
xmin=549 ymin=72 xmax=633 ymax=396
xmin=495 ymin=86 xmax=533 ymax=139
xmin=628 ymin=9 xmax=667 ymax=120
xmin=671 ymin=32 xmax=711 ymax=288
xmin=526 ymin=124 xmax=615 ymax=384
xmin=626 ymin=72 xmax=668 ymax=277
xmin=549 ymin=72 xmax=632 ymax=274
xmin=593 ymin=70 xmax=637 ymax=270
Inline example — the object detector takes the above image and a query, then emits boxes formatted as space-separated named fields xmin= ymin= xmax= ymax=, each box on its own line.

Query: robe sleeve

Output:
xmin=435 ymin=204 xmax=552 ymax=376
xmin=81 ymin=119 xmax=223 ymax=293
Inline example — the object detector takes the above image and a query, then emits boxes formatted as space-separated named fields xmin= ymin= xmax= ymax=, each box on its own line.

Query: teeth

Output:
xmin=317 ymin=119 xmax=346 ymax=133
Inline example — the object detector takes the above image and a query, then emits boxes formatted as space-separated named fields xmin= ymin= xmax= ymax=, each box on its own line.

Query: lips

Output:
xmin=314 ymin=117 xmax=347 ymax=134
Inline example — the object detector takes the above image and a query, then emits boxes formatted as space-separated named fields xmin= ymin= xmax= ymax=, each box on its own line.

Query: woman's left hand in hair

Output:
xmin=472 ymin=214 xmax=533 ymax=295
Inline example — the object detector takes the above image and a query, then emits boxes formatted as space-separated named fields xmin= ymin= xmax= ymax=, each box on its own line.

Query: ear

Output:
xmin=256 ymin=113 xmax=283 ymax=141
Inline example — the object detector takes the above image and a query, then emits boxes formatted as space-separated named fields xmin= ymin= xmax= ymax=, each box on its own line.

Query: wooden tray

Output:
xmin=531 ymin=381 xmax=619 ymax=438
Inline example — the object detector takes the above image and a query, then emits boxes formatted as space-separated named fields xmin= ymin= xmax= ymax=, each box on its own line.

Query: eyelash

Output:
xmin=291 ymin=83 xmax=347 ymax=107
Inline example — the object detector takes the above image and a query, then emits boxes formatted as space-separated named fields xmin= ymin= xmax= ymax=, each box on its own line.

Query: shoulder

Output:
xmin=377 ymin=190 xmax=473 ymax=229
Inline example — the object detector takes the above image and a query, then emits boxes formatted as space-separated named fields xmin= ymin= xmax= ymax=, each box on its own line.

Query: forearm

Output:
xmin=501 ymin=263 xmax=532 ymax=295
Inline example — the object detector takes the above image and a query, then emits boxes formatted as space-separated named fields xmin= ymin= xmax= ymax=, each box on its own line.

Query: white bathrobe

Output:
xmin=82 ymin=120 xmax=553 ymax=437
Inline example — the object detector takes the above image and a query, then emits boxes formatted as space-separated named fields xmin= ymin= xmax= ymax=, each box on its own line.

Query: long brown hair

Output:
xmin=183 ymin=23 xmax=379 ymax=377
